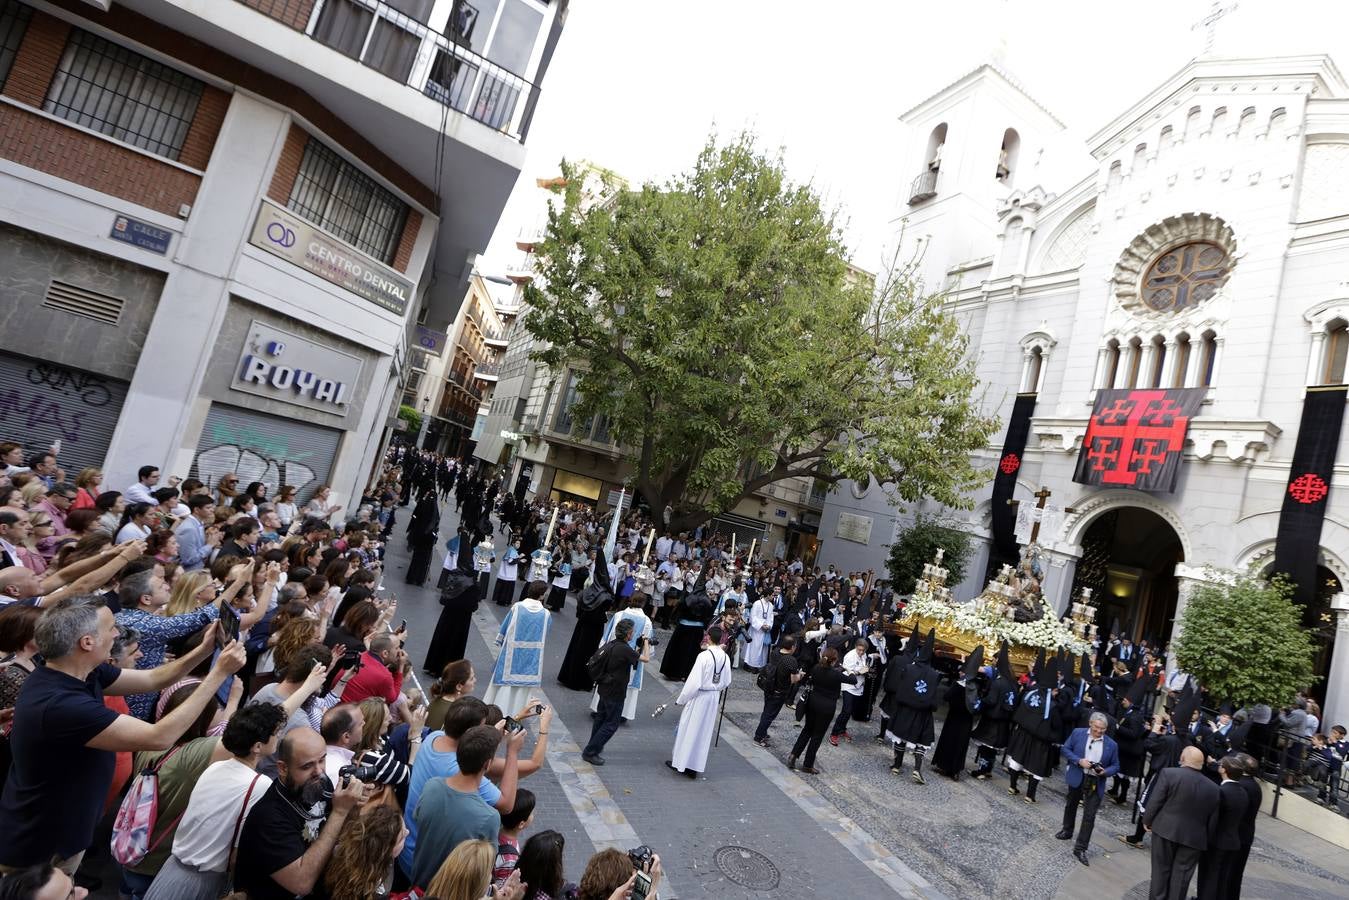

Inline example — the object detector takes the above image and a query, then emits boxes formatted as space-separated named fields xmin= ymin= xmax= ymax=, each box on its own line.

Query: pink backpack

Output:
xmin=110 ymin=744 xmax=186 ymax=866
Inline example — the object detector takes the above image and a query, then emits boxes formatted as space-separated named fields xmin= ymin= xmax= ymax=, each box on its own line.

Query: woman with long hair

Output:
xmin=788 ymin=646 xmax=858 ymax=775
xmin=426 ymin=839 xmax=525 ymax=900
xmin=115 ymin=501 xmax=154 ymax=544
xmin=325 ymin=600 xmax=380 ymax=656
xmin=322 ymin=804 xmax=407 ymax=900
xmin=72 ymin=467 xmax=102 ymax=509
xmin=305 ymin=484 xmax=343 ymax=523
xmin=215 ymin=473 xmax=240 ymax=508
xmin=425 ymin=659 xmax=476 ymax=730
xmin=166 ymin=570 xmax=217 ymax=617
xmin=517 ymin=830 xmax=573 ymax=900
xmin=18 ymin=480 xmax=46 ymax=510
xmin=18 ymin=511 xmax=52 ymax=572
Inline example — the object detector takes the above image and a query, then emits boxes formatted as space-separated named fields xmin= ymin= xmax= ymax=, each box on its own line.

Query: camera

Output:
xmin=336 ymin=647 xmax=364 ymax=673
xmin=627 ymin=845 xmax=655 ymax=873
xmin=337 ymin=763 xmax=380 ymax=788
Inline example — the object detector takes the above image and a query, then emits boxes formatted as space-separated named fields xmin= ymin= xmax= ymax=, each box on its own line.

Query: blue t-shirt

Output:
xmin=398 ymin=732 xmax=502 ymax=875
xmin=0 ymin=662 xmax=121 ymax=865
xmin=410 ymin=779 xmax=502 ymax=888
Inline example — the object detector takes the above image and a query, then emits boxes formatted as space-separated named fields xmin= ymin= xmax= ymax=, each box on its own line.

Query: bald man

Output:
xmin=1142 ymin=745 xmax=1219 ymax=900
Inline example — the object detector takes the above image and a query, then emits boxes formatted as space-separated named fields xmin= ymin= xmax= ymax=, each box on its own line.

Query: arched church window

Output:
xmin=1149 ymin=336 xmax=1166 ymax=388
xmin=1101 ymin=340 xmax=1120 ymax=389
xmin=1159 ymin=125 xmax=1175 ymax=154
xmin=1267 ymin=107 xmax=1287 ymax=139
xmin=1125 ymin=337 xmax=1143 ymax=388
xmin=1172 ymin=334 xmax=1191 ymax=388
xmin=1323 ymin=319 xmax=1349 ymax=385
xmin=926 ymin=123 xmax=948 ymax=172
xmin=1238 ymin=107 xmax=1258 ymax=137
xmin=1199 ymin=330 xmax=1218 ymax=387
xmin=1141 ymin=242 xmax=1231 ymax=312
xmin=1107 ymin=161 xmax=1122 ymax=189
xmin=1184 ymin=106 xmax=1202 ymax=140
xmin=997 ymin=128 xmax=1020 ymax=184
xmin=1023 ymin=346 xmax=1043 ymax=393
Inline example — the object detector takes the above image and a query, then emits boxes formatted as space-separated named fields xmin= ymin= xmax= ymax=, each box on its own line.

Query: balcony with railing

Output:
xmin=233 ymin=0 xmax=541 ymax=143
xmin=908 ymin=169 xmax=939 ymax=204
xmin=506 ymin=252 xmax=536 ymax=283
xmin=473 ymin=362 xmax=500 ymax=381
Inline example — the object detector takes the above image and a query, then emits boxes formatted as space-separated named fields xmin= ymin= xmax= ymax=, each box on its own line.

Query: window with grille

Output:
xmin=286 ymin=139 xmax=409 ymax=263
xmin=43 ymin=29 xmax=205 ymax=160
xmin=0 ymin=0 xmax=31 ymax=92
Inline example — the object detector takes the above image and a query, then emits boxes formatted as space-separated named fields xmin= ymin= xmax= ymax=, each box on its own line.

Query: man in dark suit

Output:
xmin=1196 ymin=755 xmax=1249 ymax=900
xmin=1226 ymin=752 xmax=1263 ymax=898
xmin=1142 ymin=745 xmax=1219 ymax=900
xmin=1057 ymin=712 xmax=1121 ymax=866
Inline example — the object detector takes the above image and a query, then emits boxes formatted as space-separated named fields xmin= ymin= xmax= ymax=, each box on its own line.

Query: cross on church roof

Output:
xmin=1192 ymin=0 xmax=1238 ymax=57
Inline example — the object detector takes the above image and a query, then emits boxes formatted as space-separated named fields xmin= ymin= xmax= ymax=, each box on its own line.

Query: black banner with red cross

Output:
xmin=1072 ymin=388 xmax=1206 ymax=493
xmin=990 ymin=393 xmax=1037 ymax=569
xmin=1273 ymin=387 xmax=1347 ymax=608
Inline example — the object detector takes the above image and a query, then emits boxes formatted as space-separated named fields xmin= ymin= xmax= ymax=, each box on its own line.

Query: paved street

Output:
xmin=388 ymin=500 xmax=1349 ymax=899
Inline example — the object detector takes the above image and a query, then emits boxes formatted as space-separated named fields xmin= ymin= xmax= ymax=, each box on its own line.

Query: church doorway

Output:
xmin=1069 ymin=507 xmax=1185 ymax=648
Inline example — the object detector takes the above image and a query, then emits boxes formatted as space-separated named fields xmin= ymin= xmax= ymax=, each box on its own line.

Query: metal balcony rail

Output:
xmin=473 ymin=362 xmax=499 ymax=378
xmin=908 ymin=169 xmax=938 ymax=204
xmin=234 ymin=0 xmax=538 ymax=142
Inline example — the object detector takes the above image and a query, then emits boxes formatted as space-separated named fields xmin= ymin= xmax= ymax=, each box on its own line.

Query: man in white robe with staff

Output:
xmin=666 ymin=624 xmax=732 ymax=780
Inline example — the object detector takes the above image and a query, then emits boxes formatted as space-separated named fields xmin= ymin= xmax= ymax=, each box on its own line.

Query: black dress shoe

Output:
xmin=582 ymin=753 xmax=605 ymax=766
xmin=1073 ymin=848 xmax=1090 ymax=866
xmin=1055 ymin=830 xmax=1073 ymax=840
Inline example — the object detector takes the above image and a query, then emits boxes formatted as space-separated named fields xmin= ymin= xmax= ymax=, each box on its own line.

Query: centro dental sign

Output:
xmin=249 ymin=199 xmax=413 ymax=316
xmin=232 ymin=321 xmax=365 ymax=415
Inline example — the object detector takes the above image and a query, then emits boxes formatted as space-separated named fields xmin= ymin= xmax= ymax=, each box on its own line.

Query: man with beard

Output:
xmin=1006 ymin=656 xmax=1063 ymax=804
xmin=235 ymin=726 xmax=367 ymax=900
xmin=882 ymin=628 xmax=941 ymax=784
xmin=968 ymin=643 xmax=1018 ymax=779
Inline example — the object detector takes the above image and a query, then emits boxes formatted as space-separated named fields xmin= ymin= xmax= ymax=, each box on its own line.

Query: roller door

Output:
xmin=0 ymin=354 xmax=129 ymax=478
xmin=190 ymin=403 xmax=342 ymax=504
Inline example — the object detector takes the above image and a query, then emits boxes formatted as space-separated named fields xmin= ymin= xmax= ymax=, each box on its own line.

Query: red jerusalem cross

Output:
xmin=1081 ymin=391 xmax=1191 ymax=486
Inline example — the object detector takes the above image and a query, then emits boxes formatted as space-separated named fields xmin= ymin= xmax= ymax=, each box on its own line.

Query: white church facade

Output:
xmin=819 ymin=55 xmax=1349 ymax=727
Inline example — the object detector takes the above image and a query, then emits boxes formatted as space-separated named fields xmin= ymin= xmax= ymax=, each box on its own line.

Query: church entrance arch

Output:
xmin=1068 ymin=506 xmax=1184 ymax=647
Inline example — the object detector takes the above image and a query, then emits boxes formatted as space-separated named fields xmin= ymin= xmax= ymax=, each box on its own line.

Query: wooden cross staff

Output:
xmin=1007 ymin=486 xmax=1076 ymax=544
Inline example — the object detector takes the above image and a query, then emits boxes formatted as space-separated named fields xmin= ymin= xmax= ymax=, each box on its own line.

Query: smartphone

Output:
xmin=504 ymin=716 xmax=524 ymax=735
xmin=533 ymin=703 xmax=545 ymax=716
xmin=399 ymin=619 xmax=407 ymax=632
xmin=632 ymin=871 xmax=653 ymax=900
xmin=217 ymin=603 xmax=241 ymax=647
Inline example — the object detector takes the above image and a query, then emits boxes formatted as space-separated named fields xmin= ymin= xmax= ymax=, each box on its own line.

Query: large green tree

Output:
xmin=524 ymin=134 xmax=997 ymax=532
xmin=1173 ymin=573 xmax=1318 ymax=707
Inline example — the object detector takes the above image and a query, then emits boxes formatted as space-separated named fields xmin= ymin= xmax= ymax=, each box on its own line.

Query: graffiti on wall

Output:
xmin=192 ymin=419 xmax=323 ymax=500
xmin=0 ymin=364 xmax=117 ymax=443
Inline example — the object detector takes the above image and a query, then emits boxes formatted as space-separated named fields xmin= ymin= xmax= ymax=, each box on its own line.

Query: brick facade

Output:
xmin=393 ymin=209 xmax=422 ymax=273
xmin=238 ymin=0 xmax=317 ymax=32
xmin=178 ymin=86 xmax=231 ymax=170
xmin=0 ymin=103 xmax=201 ymax=216
xmin=0 ymin=11 xmax=69 ymax=107
xmin=42 ymin=0 xmax=436 ymax=210
xmin=266 ymin=122 xmax=309 ymax=203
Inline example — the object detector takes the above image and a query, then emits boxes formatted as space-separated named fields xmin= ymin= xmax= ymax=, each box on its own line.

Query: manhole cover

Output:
xmin=712 ymin=845 xmax=780 ymax=890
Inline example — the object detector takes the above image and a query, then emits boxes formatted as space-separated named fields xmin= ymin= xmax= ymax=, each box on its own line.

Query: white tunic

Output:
xmin=744 ymin=598 xmax=774 ymax=668
xmin=670 ymin=646 xmax=731 ymax=774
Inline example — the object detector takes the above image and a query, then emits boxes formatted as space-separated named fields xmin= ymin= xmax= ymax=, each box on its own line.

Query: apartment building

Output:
xmin=0 ymin=0 xmax=565 ymax=507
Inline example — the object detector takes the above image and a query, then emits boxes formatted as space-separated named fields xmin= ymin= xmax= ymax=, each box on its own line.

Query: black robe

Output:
xmin=970 ymin=674 xmax=1018 ymax=749
xmin=1006 ymin=686 xmax=1062 ymax=777
xmin=557 ymin=563 xmax=614 ymax=691
xmin=931 ymin=679 xmax=977 ymax=777
xmin=660 ymin=592 xmax=712 ymax=680
xmin=425 ymin=579 xmax=479 ymax=675
xmin=1115 ymin=706 xmax=1148 ymax=778
xmin=881 ymin=656 xmax=941 ymax=748
xmin=405 ymin=493 xmax=440 ymax=586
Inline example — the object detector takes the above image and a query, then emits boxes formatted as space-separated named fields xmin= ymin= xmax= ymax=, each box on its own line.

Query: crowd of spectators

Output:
xmin=0 ymin=440 xmax=661 ymax=900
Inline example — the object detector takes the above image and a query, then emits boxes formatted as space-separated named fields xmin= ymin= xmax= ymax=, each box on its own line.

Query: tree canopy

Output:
xmin=1173 ymin=573 xmax=1318 ymax=707
xmin=523 ymin=133 xmax=997 ymax=532
xmin=886 ymin=515 xmax=974 ymax=595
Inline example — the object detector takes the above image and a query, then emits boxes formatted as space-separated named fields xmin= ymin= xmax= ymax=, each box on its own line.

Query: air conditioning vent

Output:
xmin=42 ymin=280 xmax=125 ymax=326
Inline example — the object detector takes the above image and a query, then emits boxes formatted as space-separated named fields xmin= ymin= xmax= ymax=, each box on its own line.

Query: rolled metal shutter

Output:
xmin=190 ymin=404 xmax=342 ymax=505
xmin=0 ymin=354 xmax=129 ymax=478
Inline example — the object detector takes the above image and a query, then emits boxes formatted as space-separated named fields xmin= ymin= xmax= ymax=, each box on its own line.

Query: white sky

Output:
xmin=478 ymin=0 xmax=1349 ymax=277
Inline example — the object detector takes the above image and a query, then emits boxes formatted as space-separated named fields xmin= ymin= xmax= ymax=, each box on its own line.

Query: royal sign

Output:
xmin=232 ymin=321 xmax=364 ymax=416
xmin=1072 ymin=388 xmax=1206 ymax=493
xmin=249 ymin=199 xmax=413 ymax=316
